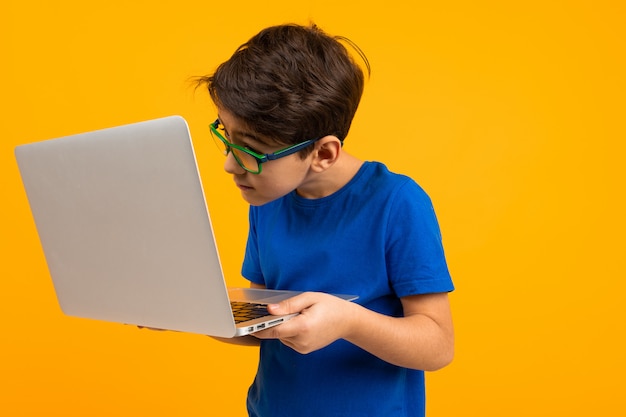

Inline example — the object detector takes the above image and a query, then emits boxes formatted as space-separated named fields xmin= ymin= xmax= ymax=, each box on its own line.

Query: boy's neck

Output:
xmin=295 ymin=152 xmax=363 ymax=199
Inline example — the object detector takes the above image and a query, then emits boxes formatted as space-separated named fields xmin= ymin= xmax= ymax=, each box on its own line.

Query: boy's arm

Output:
xmin=253 ymin=291 xmax=454 ymax=371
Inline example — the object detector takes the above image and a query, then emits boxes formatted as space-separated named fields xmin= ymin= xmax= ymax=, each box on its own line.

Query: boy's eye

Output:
xmin=218 ymin=125 xmax=231 ymax=140
xmin=243 ymin=145 xmax=262 ymax=155
xmin=218 ymin=122 xmax=263 ymax=155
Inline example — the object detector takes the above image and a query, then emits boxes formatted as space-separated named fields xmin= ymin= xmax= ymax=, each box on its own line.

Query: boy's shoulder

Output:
xmin=360 ymin=161 xmax=428 ymax=196
xmin=252 ymin=161 xmax=430 ymax=215
xmin=363 ymin=161 xmax=410 ymax=182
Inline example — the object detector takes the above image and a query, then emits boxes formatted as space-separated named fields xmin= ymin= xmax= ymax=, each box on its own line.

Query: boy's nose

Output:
xmin=224 ymin=152 xmax=246 ymax=175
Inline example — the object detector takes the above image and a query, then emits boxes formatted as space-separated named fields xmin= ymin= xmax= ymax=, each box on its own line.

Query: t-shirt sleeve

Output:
xmin=385 ymin=179 xmax=455 ymax=297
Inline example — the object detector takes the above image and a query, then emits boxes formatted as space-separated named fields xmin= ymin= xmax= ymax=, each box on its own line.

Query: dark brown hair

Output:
xmin=196 ymin=23 xmax=369 ymax=152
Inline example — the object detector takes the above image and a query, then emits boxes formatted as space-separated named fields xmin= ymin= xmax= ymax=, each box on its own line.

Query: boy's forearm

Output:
xmin=258 ymin=291 xmax=453 ymax=371
xmin=344 ymin=295 xmax=454 ymax=371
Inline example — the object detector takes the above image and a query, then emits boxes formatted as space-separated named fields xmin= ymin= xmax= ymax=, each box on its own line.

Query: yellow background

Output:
xmin=2 ymin=0 xmax=624 ymax=415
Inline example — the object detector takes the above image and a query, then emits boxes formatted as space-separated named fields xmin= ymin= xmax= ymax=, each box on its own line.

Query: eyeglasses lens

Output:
xmin=231 ymin=148 xmax=260 ymax=172
xmin=210 ymin=127 xmax=259 ymax=172
xmin=209 ymin=128 xmax=229 ymax=156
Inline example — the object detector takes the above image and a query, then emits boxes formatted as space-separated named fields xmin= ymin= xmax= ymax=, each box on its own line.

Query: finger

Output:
xmin=267 ymin=292 xmax=317 ymax=315
xmin=253 ymin=315 xmax=302 ymax=340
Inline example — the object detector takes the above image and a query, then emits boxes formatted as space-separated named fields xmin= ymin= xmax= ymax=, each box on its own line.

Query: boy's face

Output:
xmin=216 ymin=108 xmax=315 ymax=206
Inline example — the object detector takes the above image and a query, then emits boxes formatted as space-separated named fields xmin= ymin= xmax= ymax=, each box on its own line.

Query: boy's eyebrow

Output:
xmin=218 ymin=116 xmax=273 ymax=147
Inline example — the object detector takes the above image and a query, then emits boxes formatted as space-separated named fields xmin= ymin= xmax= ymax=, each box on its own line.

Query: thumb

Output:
xmin=267 ymin=292 xmax=314 ymax=315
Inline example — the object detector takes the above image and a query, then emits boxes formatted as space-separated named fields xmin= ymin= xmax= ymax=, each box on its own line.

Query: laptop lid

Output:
xmin=15 ymin=116 xmax=243 ymax=337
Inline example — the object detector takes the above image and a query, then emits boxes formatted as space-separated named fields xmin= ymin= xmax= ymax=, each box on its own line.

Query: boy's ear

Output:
xmin=310 ymin=136 xmax=342 ymax=172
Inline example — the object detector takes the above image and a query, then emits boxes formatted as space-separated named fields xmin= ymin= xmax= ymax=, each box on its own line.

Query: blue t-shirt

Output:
xmin=242 ymin=162 xmax=454 ymax=417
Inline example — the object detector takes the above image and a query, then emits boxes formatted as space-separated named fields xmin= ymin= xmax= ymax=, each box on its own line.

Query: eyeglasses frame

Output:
xmin=209 ymin=119 xmax=322 ymax=174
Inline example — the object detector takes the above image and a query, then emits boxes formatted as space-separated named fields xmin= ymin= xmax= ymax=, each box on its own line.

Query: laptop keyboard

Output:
xmin=230 ymin=301 xmax=271 ymax=324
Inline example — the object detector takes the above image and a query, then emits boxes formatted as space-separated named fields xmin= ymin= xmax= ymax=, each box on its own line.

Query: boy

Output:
xmin=196 ymin=23 xmax=454 ymax=417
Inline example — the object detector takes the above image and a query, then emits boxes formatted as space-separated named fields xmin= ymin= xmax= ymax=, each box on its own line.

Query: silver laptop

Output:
xmin=14 ymin=116 xmax=356 ymax=337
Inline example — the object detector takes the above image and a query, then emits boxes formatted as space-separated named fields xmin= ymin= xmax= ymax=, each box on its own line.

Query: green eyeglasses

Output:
xmin=209 ymin=119 xmax=322 ymax=174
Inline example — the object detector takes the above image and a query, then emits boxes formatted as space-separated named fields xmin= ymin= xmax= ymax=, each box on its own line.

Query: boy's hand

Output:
xmin=253 ymin=292 xmax=357 ymax=354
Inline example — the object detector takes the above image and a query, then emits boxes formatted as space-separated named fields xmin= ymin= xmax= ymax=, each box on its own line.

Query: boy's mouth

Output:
xmin=235 ymin=182 xmax=254 ymax=191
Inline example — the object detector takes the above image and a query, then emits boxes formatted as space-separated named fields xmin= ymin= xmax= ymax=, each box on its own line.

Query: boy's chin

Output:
xmin=241 ymin=192 xmax=285 ymax=207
